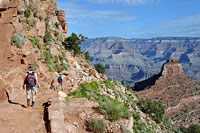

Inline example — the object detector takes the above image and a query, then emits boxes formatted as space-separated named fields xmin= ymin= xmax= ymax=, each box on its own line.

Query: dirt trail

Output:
xmin=0 ymin=89 xmax=58 ymax=133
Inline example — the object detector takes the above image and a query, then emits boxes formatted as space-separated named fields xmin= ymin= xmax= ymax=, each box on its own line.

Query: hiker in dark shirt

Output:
xmin=23 ymin=65 xmax=39 ymax=107
xmin=57 ymin=73 xmax=63 ymax=91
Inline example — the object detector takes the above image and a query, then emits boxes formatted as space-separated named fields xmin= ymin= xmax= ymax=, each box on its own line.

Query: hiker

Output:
xmin=57 ymin=73 xmax=63 ymax=91
xmin=23 ymin=65 xmax=39 ymax=107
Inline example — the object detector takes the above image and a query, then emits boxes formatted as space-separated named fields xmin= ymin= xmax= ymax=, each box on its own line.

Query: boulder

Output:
xmin=58 ymin=91 xmax=67 ymax=98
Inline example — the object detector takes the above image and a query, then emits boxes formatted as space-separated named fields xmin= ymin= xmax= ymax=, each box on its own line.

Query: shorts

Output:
xmin=26 ymin=86 xmax=37 ymax=95
xmin=59 ymin=82 xmax=63 ymax=86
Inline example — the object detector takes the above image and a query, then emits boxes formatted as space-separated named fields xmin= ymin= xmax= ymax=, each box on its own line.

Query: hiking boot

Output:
xmin=31 ymin=101 xmax=35 ymax=107
xmin=27 ymin=99 xmax=30 ymax=107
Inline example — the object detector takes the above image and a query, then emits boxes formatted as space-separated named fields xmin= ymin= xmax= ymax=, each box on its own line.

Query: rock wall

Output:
xmin=0 ymin=0 xmax=105 ymax=102
xmin=0 ymin=0 xmax=19 ymax=101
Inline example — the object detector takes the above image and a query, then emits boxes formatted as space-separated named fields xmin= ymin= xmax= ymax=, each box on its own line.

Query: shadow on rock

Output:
xmin=5 ymin=90 xmax=26 ymax=108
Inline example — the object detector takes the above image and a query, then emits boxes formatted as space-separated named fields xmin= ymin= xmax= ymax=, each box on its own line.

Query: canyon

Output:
xmin=81 ymin=37 xmax=200 ymax=86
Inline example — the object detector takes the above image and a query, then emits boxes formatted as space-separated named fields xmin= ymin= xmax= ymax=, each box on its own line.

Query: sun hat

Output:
xmin=28 ymin=65 xmax=36 ymax=71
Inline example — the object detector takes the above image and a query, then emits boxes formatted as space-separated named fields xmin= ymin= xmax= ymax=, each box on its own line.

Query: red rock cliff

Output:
xmin=0 ymin=0 xmax=69 ymax=101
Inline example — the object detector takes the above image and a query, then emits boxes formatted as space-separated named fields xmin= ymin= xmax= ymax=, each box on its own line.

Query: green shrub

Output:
xmin=65 ymin=96 xmax=69 ymax=102
xmin=68 ymin=89 xmax=82 ymax=98
xmin=33 ymin=10 xmax=38 ymax=18
xmin=68 ymin=81 xmax=100 ymax=100
xmin=133 ymin=112 xmax=140 ymax=121
xmin=137 ymin=98 xmax=164 ymax=123
xmin=58 ymin=55 xmax=64 ymax=62
xmin=84 ymin=51 xmax=90 ymax=61
xmin=41 ymin=50 xmax=54 ymax=72
xmin=44 ymin=32 xmax=53 ymax=45
xmin=28 ymin=36 xmax=44 ymax=49
xmin=54 ymin=55 xmax=59 ymax=63
xmin=187 ymin=124 xmax=200 ymax=133
xmin=53 ymin=22 xmax=59 ymax=29
xmin=53 ymin=54 xmax=69 ymax=73
xmin=54 ymin=64 xmax=64 ymax=73
xmin=53 ymin=30 xmax=59 ymax=37
xmin=23 ymin=17 xmax=31 ymax=25
xmin=126 ymin=85 xmax=131 ymax=91
xmin=133 ymin=120 xmax=150 ymax=132
xmin=113 ymin=81 xmax=121 ymax=85
xmin=11 ymin=33 xmax=25 ymax=48
xmin=62 ymin=33 xmax=87 ymax=56
xmin=161 ymin=119 xmax=180 ymax=132
xmin=180 ymin=124 xmax=200 ymax=133
xmin=99 ymin=99 xmax=132 ymax=121
xmin=47 ymin=24 xmax=51 ymax=31
xmin=64 ymin=64 xmax=69 ymax=70
xmin=24 ymin=8 xmax=31 ymax=18
xmin=90 ymin=81 xmax=99 ymax=90
xmin=95 ymin=63 xmax=106 ymax=74
xmin=87 ymin=119 xmax=106 ymax=133
xmin=103 ymin=80 xmax=115 ymax=89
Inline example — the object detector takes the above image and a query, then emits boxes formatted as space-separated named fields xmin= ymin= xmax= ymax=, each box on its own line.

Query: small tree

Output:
xmin=84 ymin=51 xmax=90 ymax=61
xmin=62 ymin=33 xmax=87 ymax=56
xmin=95 ymin=63 xmax=106 ymax=74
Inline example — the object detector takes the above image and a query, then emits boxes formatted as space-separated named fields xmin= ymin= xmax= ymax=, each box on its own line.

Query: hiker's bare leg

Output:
xmin=27 ymin=92 xmax=31 ymax=107
xmin=31 ymin=93 xmax=36 ymax=107
xmin=31 ymin=86 xmax=37 ymax=107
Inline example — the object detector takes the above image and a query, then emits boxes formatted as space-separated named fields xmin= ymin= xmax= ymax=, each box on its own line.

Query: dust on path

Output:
xmin=0 ymin=89 xmax=58 ymax=133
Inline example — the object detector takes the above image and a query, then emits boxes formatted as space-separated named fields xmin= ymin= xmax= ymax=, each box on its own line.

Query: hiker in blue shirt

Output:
xmin=57 ymin=73 xmax=63 ymax=91
xmin=23 ymin=65 xmax=39 ymax=107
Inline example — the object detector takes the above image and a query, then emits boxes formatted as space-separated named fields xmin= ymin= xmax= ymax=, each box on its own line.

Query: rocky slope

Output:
xmin=134 ymin=59 xmax=200 ymax=127
xmin=0 ymin=0 xmax=105 ymax=102
xmin=81 ymin=37 xmax=200 ymax=86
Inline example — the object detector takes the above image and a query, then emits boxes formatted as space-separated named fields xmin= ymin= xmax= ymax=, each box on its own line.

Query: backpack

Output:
xmin=26 ymin=72 xmax=36 ymax=87
xmin=58 ymin=76 xmax=63 ymax=83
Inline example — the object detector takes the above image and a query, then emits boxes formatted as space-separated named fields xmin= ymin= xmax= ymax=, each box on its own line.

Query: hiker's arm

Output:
xmin=23 ymin=74 xmax=27 ymax=89
xmin=35 ymin=73 xmax=40 ymax=88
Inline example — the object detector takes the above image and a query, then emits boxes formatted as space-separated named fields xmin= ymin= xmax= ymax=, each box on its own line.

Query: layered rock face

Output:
xmin=0 ymin=0 xmax=104 ymax=102
xmin=0 ymin=0 xmax=20 ymax=101
xmin=81 ymin=37 xmax=200 ymax=86
xmin=134 ymin=59 xmax=200 ymax=127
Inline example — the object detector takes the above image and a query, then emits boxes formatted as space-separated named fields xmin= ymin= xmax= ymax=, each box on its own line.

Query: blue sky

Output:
xmin=56 ymin=0 xmax=200 ymax=38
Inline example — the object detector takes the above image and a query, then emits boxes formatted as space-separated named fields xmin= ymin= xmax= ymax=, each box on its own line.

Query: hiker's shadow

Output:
xmin=5 ymin=91 xmax=26 ymax=108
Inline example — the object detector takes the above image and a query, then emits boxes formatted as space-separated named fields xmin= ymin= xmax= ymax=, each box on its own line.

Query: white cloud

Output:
xmin=86 ymin=13 xmax=200 ymax=38
xmin=150 ymin=13 xmax=200 ymax=37
xmin=57 ymin=1 xmax=137 ymax=26
xmin=87 ymin=0 xmax=160 ymax=6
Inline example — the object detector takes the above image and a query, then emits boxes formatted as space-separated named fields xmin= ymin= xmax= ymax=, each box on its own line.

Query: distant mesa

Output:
xmin=134 ymin=59 xmax=184 ymax=91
